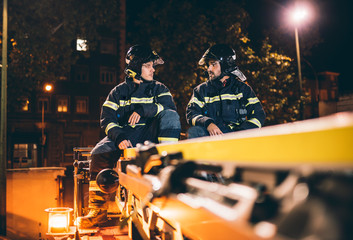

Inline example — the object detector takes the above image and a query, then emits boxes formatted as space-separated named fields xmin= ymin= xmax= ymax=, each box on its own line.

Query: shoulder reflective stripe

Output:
xmin=158 ymin=137 xmax=179 ymax=143
xmin=245 ymin=97 xmax=260 ymax=107
xmin=131 ymin=97 xmax=154 ymax=104
xmin=103 ymin=101 xmax=119 ymax=111
xmin=158 ymin=92 xmax=172 ymax=97
xmin=105 ymin=122 xmax=121 ymax=135
xmin=192 ymin=115 xmax=203 ymax=126
xmin=155 ymin=103 xmax=164 ymax=116
xmin=205 ymin=93 xmax=243 ymax=103
xmin=247 ymin=118 xmax=262 ymax=128
xmin=189 ymin=96 xmax=205 ymax=108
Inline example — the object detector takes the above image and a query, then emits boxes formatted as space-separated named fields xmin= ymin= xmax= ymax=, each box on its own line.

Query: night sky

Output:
xmin=127 ymin=0 xmax=353 ymax=93
xmin=246 ymin=0 xmax=353 ymax=93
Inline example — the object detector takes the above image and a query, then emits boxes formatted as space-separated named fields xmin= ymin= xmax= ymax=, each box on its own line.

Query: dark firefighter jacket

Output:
xmin=101 ymin=77 xmax=177 ymax=145
xmin=186 ymin=75 xmax=266 ymax=131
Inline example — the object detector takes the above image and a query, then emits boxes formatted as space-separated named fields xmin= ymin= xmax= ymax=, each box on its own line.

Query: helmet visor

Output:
xmin=231 ymin=68 xmax=247 ymax=81
xmin=198 ymin=49 xmax=219 ymax=66
xmin=148 ymin=50 xmax=164 ymax=66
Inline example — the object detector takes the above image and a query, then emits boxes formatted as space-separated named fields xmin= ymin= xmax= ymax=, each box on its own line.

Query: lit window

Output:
xmin=76 ymin=38 xmax=88 ymax=51
xmin=76 ymin=97 xmax=88 ymax=113
xmin=21 ymin=99 xmax=29 ymax=111
xmin=15 ymin=98 xmax=30 ymax=112
xmin=57 ymin=96 xmax=69 ymax=113
xmin=100 ymin=67 xmax=116 ymax=84
xmin=13 ymin=144 xmax=28 ymax=158
xmin=12 ymin=143 xmax=37 ymax=168
xmin=58 ymin=75 xmax=68 ymax=81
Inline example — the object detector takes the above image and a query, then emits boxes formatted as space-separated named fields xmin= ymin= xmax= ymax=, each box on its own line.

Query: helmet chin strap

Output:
xmin=126 ymin=68 xmax=151 ymax=84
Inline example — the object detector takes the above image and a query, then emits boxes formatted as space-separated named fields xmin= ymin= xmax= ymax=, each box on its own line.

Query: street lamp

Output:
xmin=41 ymin=83 xmax=53 ymax=167
xmin=289 ymin=3 xmax=312 ymax=120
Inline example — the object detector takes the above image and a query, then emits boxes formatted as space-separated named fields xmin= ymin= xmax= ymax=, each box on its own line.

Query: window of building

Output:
xmin=320 ymin=89 xmax=328 ymax=101
xmin=22 ymin=100 xmax=29 ymax=111
xmin=331 ymin=90 xmax=336 ymax=100
xmin=63 ymin=133 xmax=81 ymax=164
xmin=100 ymin=38 xmax=117 ymax=55
xmin=76 ymin=97 xmax=88 ymax=113
xmin=76 ymin=38 xmax=88 ymax=51
xmin=16 ymin=98 xmax=30 ymax=112
xmin=58 ymin=74 xmax=69 ymax=81
xmin=57 ymin=96 xmax=69 ymax=113
xmin=12 ymin=143 xmax=37 ymax=168
xmin=38 ymin=97 xmax=50 ymax=113
xmin=100 ymin=67 xmax=116 ymax=85
xmin=75 ymin=65 xmax=89 ymax=82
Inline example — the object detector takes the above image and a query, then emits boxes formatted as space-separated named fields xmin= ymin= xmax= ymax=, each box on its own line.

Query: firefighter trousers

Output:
xmin=90 ymin=109 xmax=181 ymax=179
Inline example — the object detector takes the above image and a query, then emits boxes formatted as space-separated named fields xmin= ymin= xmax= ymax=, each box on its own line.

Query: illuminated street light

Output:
xmin=289 ymin=4 xmax=312 ymax=120
xmin=291 ymin=6 xmax=309 ymax=24
xmin=41 ymin=83 xmax=53 ymax=167
xmin=44 ymin=83 xmax=53 ymax=92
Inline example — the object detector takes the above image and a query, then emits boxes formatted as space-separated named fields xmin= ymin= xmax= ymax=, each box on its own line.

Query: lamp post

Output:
xmin=1 ymin=0 xmax=8 ymax=235
xmin=41 ymin=83 xmax=53 ymax=167
xmin=290 ymin=4 xmax=311 ymax=120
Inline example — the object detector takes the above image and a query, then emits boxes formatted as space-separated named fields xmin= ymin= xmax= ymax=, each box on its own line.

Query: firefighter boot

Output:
xmin=77 ymin=181 xmax=108 ymax=228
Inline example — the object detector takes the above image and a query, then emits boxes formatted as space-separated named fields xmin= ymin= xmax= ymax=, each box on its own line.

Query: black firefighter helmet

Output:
xmin=199 ymin=44 xmax=246 ymax=81
xmin=125 ymin=44 xmax=164 ymax=80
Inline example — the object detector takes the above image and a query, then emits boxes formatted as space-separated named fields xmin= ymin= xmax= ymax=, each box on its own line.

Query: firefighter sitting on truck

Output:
xmin=186 ymin=44 xmax=266 ymax=138
xmin=78 ymin=44 xmax=181 ymax=228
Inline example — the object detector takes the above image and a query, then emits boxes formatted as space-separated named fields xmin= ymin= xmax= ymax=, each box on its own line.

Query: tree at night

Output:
xmin=127 ymin=0 xmax=308 ymax=128
xmin=1 ymin=0 xmax=311 ymax=127
xmin=2 ymin=0 xmax=121 ymax=109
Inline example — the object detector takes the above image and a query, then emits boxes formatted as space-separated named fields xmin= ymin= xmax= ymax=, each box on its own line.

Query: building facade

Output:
xmin=304 ymin=71 xmax=353 ymax=118
xmin=7 ymin=2 xmax=126 ymax=169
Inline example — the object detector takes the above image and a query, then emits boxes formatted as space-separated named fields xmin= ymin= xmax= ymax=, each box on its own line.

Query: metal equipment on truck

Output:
xmin=74 ymin=112 xmax=353 ymax=240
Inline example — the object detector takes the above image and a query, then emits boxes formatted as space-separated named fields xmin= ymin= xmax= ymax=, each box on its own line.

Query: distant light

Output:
xmin=76 ymin=38 xmax=88 ymax=51
xmin=289 ymin=4 xmax=312 ymax=26
xmin=292 ymin=8 xmax=308 ymax=23
xmin=44 ymin=84 xmax=53 ymax=92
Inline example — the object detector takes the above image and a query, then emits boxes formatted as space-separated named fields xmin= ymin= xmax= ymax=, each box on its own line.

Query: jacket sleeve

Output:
xmin=235 ymin=84 xmax=266 ymax=130
xmin=100 ymin=87 xmax=128 ymax=145
xmin=186 ymin=87 xmax=214 ymax=128
xmin=137 ymin=83 xmax=177 ymax=118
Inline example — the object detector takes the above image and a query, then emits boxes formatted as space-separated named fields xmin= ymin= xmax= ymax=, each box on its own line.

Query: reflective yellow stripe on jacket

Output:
xmin=188 ymin=96 xmax=205 ymax=108
xmin=155 ymin=103 xmax=164 ymax=116
xmin=192 ymin=115 xmax=203 ymax=126
xmin=103 ymin=101 xmax=119 ymax=111
xmin=105 ymin=122 xmax=122 ymax=135
xmin=204 ymin=93 xmax=243 ymax=103
xmin=158 ymin=92 xmax=172 ymax=97
xmin=245 ymin=97 xmax=260 ymax=107
xmin=247 ymin=118 xmax=262 ymax=128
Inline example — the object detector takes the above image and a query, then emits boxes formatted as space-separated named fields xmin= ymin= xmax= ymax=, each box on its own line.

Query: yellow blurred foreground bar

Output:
xmin=157 ymin=112 xmax=353 ymax=169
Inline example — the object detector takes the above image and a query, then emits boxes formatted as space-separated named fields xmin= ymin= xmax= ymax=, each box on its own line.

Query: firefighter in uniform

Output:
xmin=186 ymin=44 xmax=265 ymax=138
xmin=78 ymin=45 xmax=181 ymax=228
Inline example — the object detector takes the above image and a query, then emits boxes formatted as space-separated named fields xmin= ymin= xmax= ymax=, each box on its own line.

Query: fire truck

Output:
xmin=72 ymin=112 xmax=353 ymax=240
